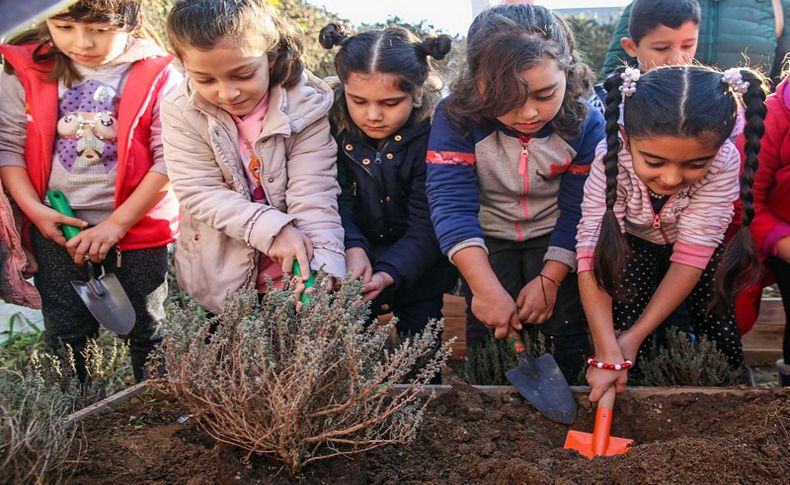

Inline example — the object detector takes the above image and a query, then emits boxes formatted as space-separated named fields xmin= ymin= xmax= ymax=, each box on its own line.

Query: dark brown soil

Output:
xmin=71 ymin=385 xmax=790 ymax=484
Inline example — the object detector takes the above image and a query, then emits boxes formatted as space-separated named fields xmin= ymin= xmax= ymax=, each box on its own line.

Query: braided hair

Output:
xmin=594 ymin=65 xmax=768 ymax=311
xmin=319 ymin=23 xmax=451 ymax=138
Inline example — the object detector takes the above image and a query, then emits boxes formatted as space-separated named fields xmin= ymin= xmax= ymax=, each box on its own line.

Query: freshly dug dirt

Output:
xmin=71 ymin=385 xmax=790 ymax=484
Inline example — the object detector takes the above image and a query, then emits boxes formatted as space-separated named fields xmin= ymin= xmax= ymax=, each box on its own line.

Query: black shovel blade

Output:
xmin=506 ymin=353 xmax=577 ymax=425
xmin=71 ymin=273 xmax=136 ymax=335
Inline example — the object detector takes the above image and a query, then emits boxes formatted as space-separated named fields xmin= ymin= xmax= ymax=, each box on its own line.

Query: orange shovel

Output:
xmin=564 ymin=386 xmax=633 ymax=458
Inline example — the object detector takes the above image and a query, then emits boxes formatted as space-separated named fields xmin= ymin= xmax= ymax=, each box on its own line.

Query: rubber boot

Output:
xmin=777 ymin=359 xmax=790 ymax=387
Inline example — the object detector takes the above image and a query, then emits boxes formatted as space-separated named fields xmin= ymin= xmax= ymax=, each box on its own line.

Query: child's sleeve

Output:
xmin=284 ymin=117 xmax=346 ymax=279
xmin=549 ymin=106 xmax=605 ymax=270
xmin=744 ymin=92 xmax=790 ymax=257
xmin=337 ymin=156 xmax=369 ymax=253
xmin=161 ymin=93 xmax=296 ymax=256
xmin=673 ymin=144 xmax=740 ymax=269
xmin=575 ymin=140 xmax=614 ymax=273
xmin=0 ymin=72 xmax=28 ymax=169
xmin=147 ymin=66 xmax=183 ymax=175
xmin=373 ymin=136 xmax=443 ymax=289
xmin=425 ymin=100 xmax=484 ymax=261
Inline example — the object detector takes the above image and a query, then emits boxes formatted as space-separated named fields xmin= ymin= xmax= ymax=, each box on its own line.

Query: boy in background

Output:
xmin=590 ymin=0 xmax=700 ymax=114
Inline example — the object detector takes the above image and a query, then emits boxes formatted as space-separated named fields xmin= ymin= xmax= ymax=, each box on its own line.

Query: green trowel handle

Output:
xmin=46 ymin=190 xmax=81 ymax=240
xmin=506 ymin=327 xmax=527 ymax=355
xmin=292 ymin=261 xmax=315 ymax=304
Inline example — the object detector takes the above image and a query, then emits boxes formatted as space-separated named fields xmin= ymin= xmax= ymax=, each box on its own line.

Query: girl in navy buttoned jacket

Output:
xmin=319 ymin=24 xmax=457 ymax=366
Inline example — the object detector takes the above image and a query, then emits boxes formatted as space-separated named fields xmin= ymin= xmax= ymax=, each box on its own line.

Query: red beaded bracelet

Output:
xmin=586 ymin=356 xmax=634 ymax=371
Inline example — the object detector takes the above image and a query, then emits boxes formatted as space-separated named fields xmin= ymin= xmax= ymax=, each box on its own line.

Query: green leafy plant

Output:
xmin=632 ymin=328 xmax=741 ymax=387
xmin=155 ymin=277 xmax=452 ymax=476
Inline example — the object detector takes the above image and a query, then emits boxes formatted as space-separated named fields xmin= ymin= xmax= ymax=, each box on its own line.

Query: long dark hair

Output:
xmin=4 ymin=0 xmax=148 ymax=87
xmin=319 ymin=23 xmax=451 ymax=139
xmin=595 ymin=65 xmax=767 ymax=313
xmin=167 ymin=0 xmax=305 ymax=89
xmin=447 ymin=3 xmax=593 ymax=139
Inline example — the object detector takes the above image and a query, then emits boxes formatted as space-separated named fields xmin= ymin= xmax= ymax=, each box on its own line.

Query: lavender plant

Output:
xmin=155 ymin=276 xmax=451 ymax=476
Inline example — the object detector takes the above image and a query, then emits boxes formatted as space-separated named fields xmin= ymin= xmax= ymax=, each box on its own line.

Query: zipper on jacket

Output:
xmin=648 ymin=193 xmax=672 ymax=244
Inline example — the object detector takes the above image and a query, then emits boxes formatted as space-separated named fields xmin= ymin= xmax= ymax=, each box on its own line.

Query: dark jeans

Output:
xmin=462 ymin=235 xmax=591 ymax=384
xmin=766 ymin=257 xmax=790 ymax=361
xmin=613 ymin=235 xmax=744 ymax=369
xmin=32 ymin=227 xmax=168 ymax=382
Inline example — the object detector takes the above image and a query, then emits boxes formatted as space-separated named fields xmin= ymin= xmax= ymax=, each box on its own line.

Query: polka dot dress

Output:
xmin=612 ymin=234 xmax=744 ymax=369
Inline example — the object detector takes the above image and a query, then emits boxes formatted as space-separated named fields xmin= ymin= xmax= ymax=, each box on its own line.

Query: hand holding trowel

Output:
xmin=47 ymin=190 xmax=136 ymax=335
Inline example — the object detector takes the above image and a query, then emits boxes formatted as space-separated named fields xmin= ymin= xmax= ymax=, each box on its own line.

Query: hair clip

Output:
xmin=618 ymin=67 xmax=640 ymax=97
xmin=721 ymin=68 xmax=749 ymax=94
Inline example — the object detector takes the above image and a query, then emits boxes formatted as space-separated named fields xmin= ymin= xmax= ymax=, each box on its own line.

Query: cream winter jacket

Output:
xmin=161 ymin=71 xmax=345 ymax=314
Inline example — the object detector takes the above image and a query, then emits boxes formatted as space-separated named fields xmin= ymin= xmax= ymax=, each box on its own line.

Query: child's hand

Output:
xmin=269 ymin=224 xmax=314 ymax=278
xmin=65 ymin=219 xmax=126 ymax=265
xmin=362 ymin=271 xmax=394 ymax=302
xmin=586 ymin=353 xmax=628 ymax=403
xmin=516 ymin=274 xmax=558 ymax=324
xmin=471 ymin=286 xmax=521 ymax=339
xmin=346 ymin=247 xmax=373 ymax=283
xmin=777 ymin=237 xmax=790 ymax=263
xmin=28 ymin=204 xmax=88 ymax=247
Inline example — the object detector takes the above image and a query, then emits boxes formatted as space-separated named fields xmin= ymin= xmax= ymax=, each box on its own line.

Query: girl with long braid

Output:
xmin=576 ymin=65 xmax=768 ymax=402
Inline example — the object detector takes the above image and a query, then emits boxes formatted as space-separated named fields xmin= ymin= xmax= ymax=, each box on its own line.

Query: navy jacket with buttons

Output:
xmin=336 ymin=119 xmax=452 ymax=292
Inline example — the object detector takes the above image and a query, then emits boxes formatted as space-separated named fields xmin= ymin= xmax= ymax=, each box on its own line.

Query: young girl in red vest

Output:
xmin=0 ymin=0 xmax=180 ymax=381
xmin=160 ymin=0 xmax=345 ymax=315
xmin=743 ymin=74 xmax=790 ymax=386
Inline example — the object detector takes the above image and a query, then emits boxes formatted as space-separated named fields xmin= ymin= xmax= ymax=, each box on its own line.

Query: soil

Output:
xmin=71 ymin=385 xmax=790 ymax=484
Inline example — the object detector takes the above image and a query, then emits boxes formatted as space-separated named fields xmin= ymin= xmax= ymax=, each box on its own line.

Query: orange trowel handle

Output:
xmin=592 ymin=386 xmax=617 ymax=456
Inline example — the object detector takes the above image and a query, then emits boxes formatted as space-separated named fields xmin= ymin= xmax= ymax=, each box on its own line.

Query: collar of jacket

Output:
xmin=182 ymin=69 xmax=334 ymax=141
xmin=338 ymin=118 xmax=431 ymax=153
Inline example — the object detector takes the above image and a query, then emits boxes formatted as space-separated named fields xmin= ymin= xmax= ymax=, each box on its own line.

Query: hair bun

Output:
xmin=419 ymin=34 xmax=452 ymax=60
xmin=319 ymin=23 xmax=349 ymax=49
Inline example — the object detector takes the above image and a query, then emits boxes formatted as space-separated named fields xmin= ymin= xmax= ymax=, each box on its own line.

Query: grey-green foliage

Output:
xmin=157 ymin=275 xmax=452 ymax=475
xmin=0 ymin=369 xmax=79 ymax=485
xmin=633 ymin=328 xmax=741 ymax=387
xmin=463 ymin=328 xmax=547 ymax=386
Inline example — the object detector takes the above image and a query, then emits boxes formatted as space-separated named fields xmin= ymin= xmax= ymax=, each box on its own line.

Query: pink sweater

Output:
xmin=576 ymin=138 xmax=740 ymax=273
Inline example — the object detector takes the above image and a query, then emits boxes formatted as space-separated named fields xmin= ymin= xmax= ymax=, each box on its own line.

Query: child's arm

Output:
xmin=161 ymin=97 xmax=301 ymax=265
xmin=578 ymin=271 xmax=627 ymax=402
xmin=744 ymin=90 xmax=790 ymax=259
xmin=426 ymin=101 xmax=519 ymax=337
xmin=0 ymin=167 xmax=88 ymax=246
xmin=64 ymin=172 xmax=169 ymax=264
xmin=283 ymin=116 xmax=345 ymax=279
xmin=453 ymin=246 xmax=521 ymax=339
xmin=517 ymin=107 xmax=605 ymax=323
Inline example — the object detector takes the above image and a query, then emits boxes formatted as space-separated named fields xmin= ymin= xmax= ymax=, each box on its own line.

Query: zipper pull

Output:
xmin=352 ymin=181 xmax=357 ymax=196
xmin=114 ymin=246 xmax=122 ymax=268
xmin=518 ymin=144 xmax=529 ymax=176
xmin=653 ymin=214 xmax=661 ymax=229
xmin=375 ymin=152 xmax=382 ymax=164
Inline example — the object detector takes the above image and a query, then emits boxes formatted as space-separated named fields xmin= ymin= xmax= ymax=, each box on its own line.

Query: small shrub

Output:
xmin=632 ymin=328 xmax=741 ymax=387
xmin=155 ymin=277 xmax=452 ymax=476
xmin=0 ymin=370 xmax=80 ymax=484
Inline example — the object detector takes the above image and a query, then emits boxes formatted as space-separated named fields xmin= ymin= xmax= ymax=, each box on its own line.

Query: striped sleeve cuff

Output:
xmin=544 ymin=245 xmax=577 ymax=271
xmin=448 ymin=237 xmax=487 ymax=263
xmin=670 ymin=242 xmax=716 ymax=270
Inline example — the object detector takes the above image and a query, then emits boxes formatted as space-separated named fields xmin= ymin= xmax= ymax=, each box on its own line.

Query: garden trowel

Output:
xmin=564 ymin=386 xmax=633 ymax=458
xmin=292 ymin=261 xmax=315 ymax=304
xmin=505 ymin=327 xmax=577 ymax=424
xmin=47 ymin=190 xmax=136 ymax=335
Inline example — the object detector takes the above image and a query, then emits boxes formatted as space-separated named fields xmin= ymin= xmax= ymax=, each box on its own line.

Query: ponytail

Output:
xmin=593 ymin=67 xmax=633 ymax=300
xmin=710 ymin=69 xmax=768 ymax=313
